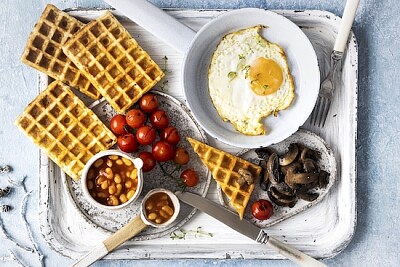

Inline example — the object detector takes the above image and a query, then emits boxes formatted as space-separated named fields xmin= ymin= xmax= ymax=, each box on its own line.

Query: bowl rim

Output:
xmin=140 ymin=188 xmax=181 ymax=228
xmin=80 ymin=149 xmax=144 ymax=210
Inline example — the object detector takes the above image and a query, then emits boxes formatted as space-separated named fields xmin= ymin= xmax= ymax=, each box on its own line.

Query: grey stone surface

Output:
xmin=0 ymin=0 xmax=399 ymax=266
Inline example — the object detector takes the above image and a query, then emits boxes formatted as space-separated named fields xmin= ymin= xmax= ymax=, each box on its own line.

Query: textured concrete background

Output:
xmin=0 ymin=0 xmax=399 ymax=266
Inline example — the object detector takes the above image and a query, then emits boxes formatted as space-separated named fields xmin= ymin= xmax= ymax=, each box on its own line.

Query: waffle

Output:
xmin=21 ymin=4 xmax=100 ymax=99
xmin=15 ymin=80 xmax=116 ymax=180
xmin=63 ymin=11 xmax=165 ymax=114
xmin=187 ymin=138 xmax=262 ymax=219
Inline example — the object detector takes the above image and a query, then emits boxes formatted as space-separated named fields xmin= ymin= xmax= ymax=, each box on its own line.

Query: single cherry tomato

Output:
xmin=173 ymin=147 xmax=190 ymax=165
xmin=150 ymin=110 xmax=169 ymax=130
xmin=136 ymin=125 xmax=156 ymax=145
xmin=152 ymin=140 xmax=174 ymax=162
xmin=110 ymin=114 xmax=127 ymax=135
xmin=126 ymin=109 xmax=146 ymax=128
xmin=251 ymin=199 xmax=273 ymax=221
xmin=140 ymin=93 xmax=159 ymax=113
xmin=161 ymin=126 xmax=181 ymax=145
xmin=138 ymin=151 xmax=156 ymax=172
xmin=117 ymin=133 xmax=138 ymax=153
xmin=180 ymin=168 xmax=199 ymax=187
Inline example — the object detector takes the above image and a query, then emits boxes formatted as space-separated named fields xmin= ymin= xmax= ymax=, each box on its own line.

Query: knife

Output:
xmin=175 ymin=191 xmax=327 ymax=267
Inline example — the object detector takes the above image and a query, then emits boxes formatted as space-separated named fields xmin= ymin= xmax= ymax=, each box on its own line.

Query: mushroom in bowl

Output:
xmin=81 ymin=150 xmax=144 ymax=210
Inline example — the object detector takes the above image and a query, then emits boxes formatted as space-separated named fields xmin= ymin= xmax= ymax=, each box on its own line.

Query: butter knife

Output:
xmin=175 ymin=191 xmax=327 ymax=267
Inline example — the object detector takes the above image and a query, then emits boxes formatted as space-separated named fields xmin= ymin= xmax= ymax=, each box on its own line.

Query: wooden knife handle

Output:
xmin=71 ymin=216 xmax=147 ymax=267
xmin=266 ymin=236 xmax=327 ymax=267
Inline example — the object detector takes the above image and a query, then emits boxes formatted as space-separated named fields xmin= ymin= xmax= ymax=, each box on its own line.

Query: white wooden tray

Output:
xmin=38 ymin=8 xmax=357 ymax=260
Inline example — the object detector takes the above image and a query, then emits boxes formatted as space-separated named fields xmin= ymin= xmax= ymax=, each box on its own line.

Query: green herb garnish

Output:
xmin=227 ymin=71 xmax=237 ymax=79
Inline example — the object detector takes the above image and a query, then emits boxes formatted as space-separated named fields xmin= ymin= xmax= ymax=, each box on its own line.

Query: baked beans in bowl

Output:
xmin=81 ymin=150 xmax=144 ymax=210
xmin=140 ymin=188 xmax=180 ymax=228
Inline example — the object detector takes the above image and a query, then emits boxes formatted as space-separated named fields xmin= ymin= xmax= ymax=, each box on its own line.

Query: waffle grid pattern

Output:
xmin=187 ymin=138 xmax=261 ymax=219
xmin=15 ymin=81 xmax=116 ymax=180
xmin=63 ymin=11 xmax=164 ymax=113
xmin=21 ymin=4 xmax=100 ymax=99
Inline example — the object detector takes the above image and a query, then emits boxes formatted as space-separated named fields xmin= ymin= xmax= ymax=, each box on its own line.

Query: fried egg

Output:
xmin=208 ymin=25 xmax=295 ymax=135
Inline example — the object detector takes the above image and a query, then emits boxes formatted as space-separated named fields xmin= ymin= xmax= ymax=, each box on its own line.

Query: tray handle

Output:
xmin=104 ymin=0 xmax=196 ymax=53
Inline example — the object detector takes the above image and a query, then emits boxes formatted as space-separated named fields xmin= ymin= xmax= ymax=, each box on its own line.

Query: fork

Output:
xmin=310 ymin=0 xmax=360 ymax=127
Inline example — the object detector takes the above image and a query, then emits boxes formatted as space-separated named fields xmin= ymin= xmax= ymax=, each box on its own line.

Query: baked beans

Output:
xmin=144 ymin=192 xmax=175 ymax=224
xmin=87 ymin=155 xmax=138 ymax=206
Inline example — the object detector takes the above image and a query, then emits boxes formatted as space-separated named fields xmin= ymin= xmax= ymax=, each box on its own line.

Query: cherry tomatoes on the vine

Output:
xmin=251 ymin=199 xmax=273 ymax=221
xmin=126 ymin=109 xmax=146 ymax=128
xmin=138 ymin=151 xmax=156 ymax=172
xmin=180 ymin=169 xmax=199 ymax=187
xmin=152 ymin=140 xmax=174 ymax=162
xmin=161 ymin=126 xmax=180 ymax=145
xmin=173 ymin=147 xmax=190 ymax=165
xmin=110 ymin=114 xmax=127 ymax=135
xmin=140 ymin=94 xmax=159 ymax=113
xmin=150 ymin=110 xmax=169 ymax=130
xmin=136 ymin=125 xmax=156 ymax=145
xmin=117 ymin=133 xmax=139 ymax=153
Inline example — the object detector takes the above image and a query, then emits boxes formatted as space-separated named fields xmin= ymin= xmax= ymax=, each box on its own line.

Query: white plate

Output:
xmin=62 ymin=91 xmax=211 ymax=239
xmin=183 ymin=8 xmax=320 ymax=148
xmin=218 ymin=129 xmax=337 ymax=228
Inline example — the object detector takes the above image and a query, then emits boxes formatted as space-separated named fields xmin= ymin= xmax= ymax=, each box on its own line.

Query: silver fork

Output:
xmin=310 ymin=0 xmax=360 ymax=127
xmin=310 ymin=51 xmax=342 ymax=127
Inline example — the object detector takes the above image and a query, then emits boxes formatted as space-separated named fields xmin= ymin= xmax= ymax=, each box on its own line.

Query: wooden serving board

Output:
xmin=38 ymin=9 xmax=357 ymax=260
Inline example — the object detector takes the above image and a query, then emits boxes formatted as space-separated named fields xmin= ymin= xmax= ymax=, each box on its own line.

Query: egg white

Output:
xmin=208 ymin=25 xmax=295 ymax=135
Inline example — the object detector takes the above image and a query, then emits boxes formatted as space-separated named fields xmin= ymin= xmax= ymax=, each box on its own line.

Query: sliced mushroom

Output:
xmin=274 ymin=182 xmax=295 ymax=197
xmin=281 ymin=161 xmax=302 ymax=176
xmin=266 ymin=153 xmax=282 ymax=185
xmin=303 ymin=158 xmax=318 ymax=173
xmin=255 ymin=147 xmax=271 ymax=161
xmin=297 ymin=191 xmax=319 ymax=202
xmin=319 ymin=170 xmax=330 ymax=188
xmin=270 ymin=186 xmax=297 ymax=203
xmin=259 ymin=160 xmax=269 ymax=191
xmin=267 ymin=190 xmax=298 ymax=208
xmin=285 ymin=166 xmax=319 ymax=190
xmin=300 ymin=147 xmax=320 ymax=162
xmin=279 ymin=143 xmax=299 ymax=166
xmin=238 ymin=168 xmax=254 ymax=185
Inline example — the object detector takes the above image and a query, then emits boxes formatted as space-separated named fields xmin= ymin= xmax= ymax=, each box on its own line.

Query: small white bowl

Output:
xmin=81 ymin=149 xmax=144 ymax=210
xmin=140 ymin=188 xmax=180 ymax=228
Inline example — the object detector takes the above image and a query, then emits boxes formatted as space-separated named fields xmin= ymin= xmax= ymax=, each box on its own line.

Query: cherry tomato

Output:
xmin=150 ymin=110 xmax=169 ymax=130
xmin=140 ymin=93 xmax=159 ymax=113
xmin=117 ymin=133 xmax=138 ymax=153
xmin=152 ymin=140 xmax=174 ymax=162
xmin=173 ymin=147 xmax=190 ymax=165
xmin=161 ymin=126 xmax=181 ymax=145
xmin=251 ymin=199 xmax=273 ymax=221
xmin=110 ymin=114 xmax=127 ymax=135
xmin=126 ymin=109 xmax=146 ymax=128
xmin=138 ymin=151 xmax=156 ymax=172
xmin=180 ymin=169 xmax=199 ymax=187
xmin=136 ymin=125 xmax=156 ymax=145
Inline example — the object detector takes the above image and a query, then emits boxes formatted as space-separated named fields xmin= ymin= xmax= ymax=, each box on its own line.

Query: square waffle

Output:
xmin=15 ymin=80 xmax=116 ymax=180
xmin=21 ymin=4 xmax=100 ymax=99
xmin=62 ymin=11 xmax=165 ymax=114
xmin=187 ymin=137 xmax=262 ymax=219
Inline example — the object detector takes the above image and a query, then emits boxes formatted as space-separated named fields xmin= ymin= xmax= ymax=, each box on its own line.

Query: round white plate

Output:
xmin=183 ymin=8 xmax=320 ymax=148
xmin=61 ymin=91 xmax=211 ymax=240
xmin=218 ymin=129 xmax=336 ymax=228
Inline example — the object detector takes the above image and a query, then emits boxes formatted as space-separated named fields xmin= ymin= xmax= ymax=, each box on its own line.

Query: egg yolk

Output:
xmin=248 ymin=57 xmax=283 ymax=96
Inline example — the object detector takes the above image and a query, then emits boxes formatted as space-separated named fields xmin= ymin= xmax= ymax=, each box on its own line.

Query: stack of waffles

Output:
xmin=187 ymin=137 xmax=262 ymax=219
xmin=17 ymin=4 xmax=164 ymax=180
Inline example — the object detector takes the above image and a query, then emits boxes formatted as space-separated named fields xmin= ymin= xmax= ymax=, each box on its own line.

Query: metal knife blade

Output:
xmin=175 ymin=191 xmax=327 ymax=267
xmin=175 ymin=191 xmax=263 ymax=241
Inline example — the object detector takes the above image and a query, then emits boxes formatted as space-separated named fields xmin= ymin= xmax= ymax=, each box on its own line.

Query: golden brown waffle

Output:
xmin=15 ymin=80 xmax=116 ymax=180
xmin=21 ymin=4 xmax=100 ymax=99
xmin=63 ymin=11 xmax=165 ymax=113
xmin=187 ymin=137 xmax=261 ymax=219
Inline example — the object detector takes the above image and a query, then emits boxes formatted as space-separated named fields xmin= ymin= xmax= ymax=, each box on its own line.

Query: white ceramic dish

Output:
xmin=80 ymin=150 xmax=144 ymax=210
xmin=103 ymin=2 xmax=320 ymax=148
